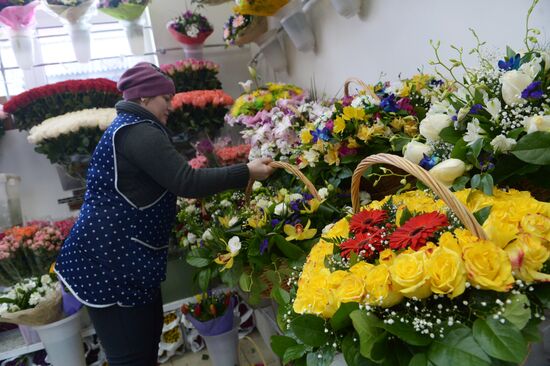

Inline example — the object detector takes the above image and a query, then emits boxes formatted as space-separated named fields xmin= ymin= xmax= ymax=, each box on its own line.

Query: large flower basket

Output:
xmin=0 ymin=1 xmax=40 ymax=70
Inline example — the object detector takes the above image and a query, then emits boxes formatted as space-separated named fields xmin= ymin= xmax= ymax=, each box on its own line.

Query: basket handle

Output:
xmin=343 ymin=77 xmax=380 ymax=101
xmin=245 ymin=161 xmax=320 ymax=203
xmin=351 ymin=153 xmax=487 ymax=240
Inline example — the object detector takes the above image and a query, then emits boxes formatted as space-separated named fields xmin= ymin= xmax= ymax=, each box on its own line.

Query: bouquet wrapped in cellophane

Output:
xmin=272 ymin=154 xmax=550 ymax=366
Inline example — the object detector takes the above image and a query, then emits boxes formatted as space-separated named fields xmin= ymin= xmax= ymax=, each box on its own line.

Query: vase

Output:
xmin=182 ymin=43 xmax=204 ymax=60
xmin=33 ymin=309 xmax=86 ymax=366
xmin=166 ymin=23 xmax=212 ymax=60
xmin=201 ymin=317 xmax=239 ymax=366
xmin=18 ymin=324 xmax=41 ymax=345
xmin=120 ymin=17 xmax=145 ymax=55
xmin=255 ymin=30 xmax=287 ymax=72
xmin=330 ymin=0 xmax=361 ymax=18
xmin=277 ymin=0 xmax=315 ymax=52
xmin=68 ymin=21 xmax=91 ymax=63
xmin=7 ymin=27 xmax=35 ymax=70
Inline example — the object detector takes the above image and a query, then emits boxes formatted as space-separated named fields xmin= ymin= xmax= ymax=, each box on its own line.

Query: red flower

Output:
xmin=350 ymin=209 xmax=388 ymax=234
xmin=340 ymin=229 xmax=385 ymax=259
xmin=389 ymin=212 xmax=449 ymax=251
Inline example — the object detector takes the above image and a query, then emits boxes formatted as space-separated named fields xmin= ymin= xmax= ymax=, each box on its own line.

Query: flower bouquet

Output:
xmin=272 ymin=154 xmax=550 ymax=365
xmin=223 ymin=12 xmax=267 ymax=46
xmin=26 ymin=108 xmax=116 ymax=181
xmin=167 ymin=10 xmax=213 ymax=60
xmin=98 ymin=0 xmax=151 ymax=54
xmin=227 ymin=82 xmax=304 ymax=118
xmin=160 ymin=59 xmax=222 ymax=92
xmin=167 ymin=90 xmax=233 ymax=157
xmin=0 ymin=0 xmax=40 ymax=69
xmin=44 ymin=0 xmax=97 ymax=63
xmin=403 ymin=4 xmax=550 ymax=199
xmin=233 ymin=0 xmax=289 ymax=16
xmin=3 ymin=78 xmax=120 ymax=131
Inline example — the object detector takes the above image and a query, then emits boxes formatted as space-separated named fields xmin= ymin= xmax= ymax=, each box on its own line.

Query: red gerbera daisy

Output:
xmin=350 ymin=209 xmax=388 ymax=234
xmin=388 ymin=212 xmax=449 ymax=251
xmin=340 ymin=229 xmax=385 ymax=259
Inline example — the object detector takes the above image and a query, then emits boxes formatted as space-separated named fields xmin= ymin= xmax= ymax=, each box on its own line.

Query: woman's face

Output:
xmin=141 ymin=94 xmax=173 ymax=125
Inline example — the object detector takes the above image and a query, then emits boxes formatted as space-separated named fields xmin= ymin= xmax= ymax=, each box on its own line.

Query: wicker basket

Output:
xmin=350 ymin=153 xmax=487 ymax=239
xmin=235 ymin=16 xmax=268 ymax=46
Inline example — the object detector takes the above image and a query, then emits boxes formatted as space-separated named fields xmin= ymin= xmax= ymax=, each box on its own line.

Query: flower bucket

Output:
xmin=277 ymin=0 xmax=314 ymax=52
xmin=18 ymin=324 xmax=40 ymax=345
xmin=255 ymin=30 xmax=287 ymax=72
xmin=330 ymin=0 xmax=360 ymax=18
xmin=68 ymin=21 xmax=91 ymax=63
xmin=7 ymin=27 xmax=35 ymax=70
xmin=201 ymin=318 xmax=239 ymax=366
xmin=183 ymin=43 xmax=205 ymax=60
xmin=120 ymin=18 xmax=145 ymax=55
xmin=33 ymin=309 xmax=86 ymax=366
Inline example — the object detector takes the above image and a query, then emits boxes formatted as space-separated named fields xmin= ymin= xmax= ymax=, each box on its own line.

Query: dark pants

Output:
xmin=86 ymin=291 xmax=163 ymax=366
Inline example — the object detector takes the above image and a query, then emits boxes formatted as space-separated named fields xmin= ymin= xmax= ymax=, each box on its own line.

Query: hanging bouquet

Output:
xmin=26 ymin=108 xmax=116 ymax=181
xmin=3 ymin=78 xmax=120 ymax=131
xmin=167 ymin=10 xmax=213 ymax=45
xmin=44 ymin=0 xmax=96 ymax=25
xmin=223 ymin=12 xmax=267 ymax=46
xmin=160 ymin=59 xmax=222 ymax=92
xmin=0 ymin=1 xmax=39 ymax=30
xmin=0 ymin=274 xmax=64 ymax=326
xmin=272 ymin=154 xmax=550 ymax=366
xmin=168 ymin=90 xmax=233 ymax=152
xmin=403 ymin=5 xmax=550 ymax=197
xmin=233 ymin=0 xmax=288 ymax=17
xmin=97 ymin=0 xmax=149 ymax=21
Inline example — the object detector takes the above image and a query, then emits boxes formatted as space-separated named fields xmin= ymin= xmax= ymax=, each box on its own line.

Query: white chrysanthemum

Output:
xmin=490 ymin=135 xmax=517 ymax=153
xmin=27 ymin=108 xmax=116 ymax=144
xmin=40 ymin=274 xmax=52 ymax=286
xmin=28 ymin=292 xmax=43 ymax=306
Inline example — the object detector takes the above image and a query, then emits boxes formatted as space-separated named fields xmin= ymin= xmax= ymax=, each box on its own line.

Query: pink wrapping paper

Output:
xmin=0 ymin=1 xmax=39 ymax=30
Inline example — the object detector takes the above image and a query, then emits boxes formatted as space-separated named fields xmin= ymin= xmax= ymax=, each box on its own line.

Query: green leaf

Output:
xmin=349 ymin=251 xmax=360 ymax=267
xmin=534 ymin=282 xmax=550 ymax=307
xmin=506 ymin=46 xmax=517 ymax=59
xmin=390 ymin=135 xmax=412 ymax=152
xmin=472 ymin=318 xmax=527 ymax=363
xmin=501 ymin=294 xmax=530 ymax=330
xmin=283 ymin=344 xmax=309 ymax=364
xmin=399 ymin=207 xmax=413 ymax=226
xmin=409 ymin=353 xmax=429 ymax=366
xmin=507 ymin=127 xmax=524 ymax=140
xmin=480 ymin=174 xmax=494 ymax=195
xmin=306 ymin=349 xmax=335 ymax=366
xmin=271 ymin=335 xmax=297 ymax=359
xmin=473 ymin=206 xmax=492 ymax=225
xmin=471 ymin=174 xmax=481 ymax=190
xmin=291 ymin=315 xmax=330 ymax=347
xmin=186 ymin=248 xmax=211 ymax=268
xmin=440 ymin=126 xmax=463 ymax=144
xmin=330 ymin=302 xmax=359 ymax=331
xmin=521 ymin=318 xmax=542 ymax=343
xmin=511 ymin=132 xmax=550 ymax=165
xmin=382 ymin=319 xmax=432 ymax=346
xmin=451 ymin=138 xmax=468 ymax=160
xmin=274 ymin=235 xmax=306 ymax=260
xmin=342 ymin=334 xmax=378 ymax=366
xmin=428 ymin=326 xmax=491 ymax=366
xmin=452 ymin=176 xmax=470 ymax=191
xmin=272 ymin=287 xmax=290 ymax=306
xmin=467 ymin=138 xmax=484 ymax=166
xmin=239 ymin=273 xmax=252 ymax=292
xmin=196 ymin=268 xmax=211 ymax=292
xmin=350 ymin=311 xmax=387 ymax=362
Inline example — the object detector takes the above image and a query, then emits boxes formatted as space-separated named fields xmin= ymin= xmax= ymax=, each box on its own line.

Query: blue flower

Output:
xmin=419 ymin=154 xmax=440 ymax=170
xmin=290 ymin=200 xmax=300 ymax=212
xmin=469 ymin=104 xmax=483 ymax=115
xmin=271 ymin=219 xmax=280 ymax=227
xmin=260 ymin=239 xmax=269 ymax=255
xmin=521 ymin=81 xmax=543 ymax=100
xmin=451 ymin=115 xmax=458 ymax=121
xmin=380 ymin=94 xmax=398 ymax=112
xmin=498 ymin=54 xmax=521 ymax=71
xmin=311 ymin=127 xmax=331 ymax=142
xmin=430 ymin=79 xmax=444 ymax=87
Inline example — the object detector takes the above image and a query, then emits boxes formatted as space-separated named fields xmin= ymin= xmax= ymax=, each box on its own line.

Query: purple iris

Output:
xmin=521 ymin=81 xmax=543 ymax=100
xmin=396 ymin=97 xmax=415 ymax=114
xmin=271 ymin=219 xmax=280 ymax=227
xmin=311 ymin=127 xmax=331 ymax=142
xmin=303 ymin=193 xmax=314 ymax=201
xmin=498 ymin=54 xmax=521 ymax=71
xmin=290 ymin=200 xmax=300 ymax=212
xmin=469 ymin=104 xmax=483 ymax=115
xmin=380 ymin=94 xmax=399 ymax=112
xmin=260 ymin=239 xmax=269 ymax=255
xmin=419 ymin=154 xmax=440 ymax=170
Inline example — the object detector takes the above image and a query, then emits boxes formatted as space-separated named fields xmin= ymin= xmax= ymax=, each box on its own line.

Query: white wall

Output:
xmin=278 ymin=0 xmax=550 ymax=96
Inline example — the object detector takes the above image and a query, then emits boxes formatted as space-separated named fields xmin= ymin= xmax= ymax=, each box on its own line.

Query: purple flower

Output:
xmin=290 ymin=200 xmax=300 ymax=212
xmin=469 ymin=104 xmax=483 ymax=115
xmin=303 ymin=193 xmax=314 ymax=201
xmin=430 ymin=79 xmax=444 ymax=87
xmin=380 ymin=94 xmax=398 ymax=112
xmin=311 ymin=127 xmax=331 ymax=142
xmin=521 ymin=81 xmax=543 ymax=100
xmin=271 ymin=219 xmax=280 ymax=227
xmin=498 ymin=54 xmax=521 ymax=71
xmin=396 ymin=97 xmax=415 ymax=114
xmin=196 ymin=139 xmax=214 ymax=154
xmin=419 ymin=154 xmax=439 ymax=170
xmin=451 ymin=115 xmax=458 ymax=121
xmin=325 ymin=119 xmax=334 ymax=131
xmin=341 ymin=95 xmax=353 ymax=107
xmin=260 ymin=239 xmax=269 ymax=255
xmin=339 ymin=144 xmax=358 ymax=157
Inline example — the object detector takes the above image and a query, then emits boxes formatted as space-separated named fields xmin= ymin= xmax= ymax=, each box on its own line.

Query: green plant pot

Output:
xmin=161 ymin=257 xmax=199 ymax=304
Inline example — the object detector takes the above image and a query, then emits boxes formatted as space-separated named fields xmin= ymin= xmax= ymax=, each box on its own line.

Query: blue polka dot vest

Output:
xmin=55 ymin=112 xmax=176 ymax=307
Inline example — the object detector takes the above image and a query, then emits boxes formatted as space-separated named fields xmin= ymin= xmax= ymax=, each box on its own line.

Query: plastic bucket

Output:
xmin=280 ymin=9 xmax=314 ymax=52
xmin=33 ymin=310 xmax=86 ymax=366
xmin=256 ymin=30 xmax=287 ymax=72
xmin=183 ymin=43 xmax=204 ymax=60
xmin=202 ymin=324 xmax=239 ymax=366
xmin=330 ymin=0 xmax=361 ymax=18
xmin=18 ymin=324 xmax=41 ymax=345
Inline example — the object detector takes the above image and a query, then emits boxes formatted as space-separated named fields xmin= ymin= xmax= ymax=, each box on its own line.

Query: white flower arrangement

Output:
xmin=27 ymin=108 xmax=116 ymax=144
xmin=0 ymin=275 xmax=60 ymax=315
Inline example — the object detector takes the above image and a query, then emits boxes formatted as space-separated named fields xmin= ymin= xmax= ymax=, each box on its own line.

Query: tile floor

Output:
xmin=160 ymin=331 xmax=280 ymax=366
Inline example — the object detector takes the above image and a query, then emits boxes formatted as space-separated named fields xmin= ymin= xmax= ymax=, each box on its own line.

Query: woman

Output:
xmin=54 ymin=62 xmax=274 ymax=365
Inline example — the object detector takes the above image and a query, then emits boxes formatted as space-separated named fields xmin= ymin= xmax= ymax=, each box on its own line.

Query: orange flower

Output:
xmin=172 ymin=90 xmax=234 ymax=110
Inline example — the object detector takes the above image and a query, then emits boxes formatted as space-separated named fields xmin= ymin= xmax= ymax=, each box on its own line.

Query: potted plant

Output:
xmin=167 ymin=10 xmax=213 ymax=60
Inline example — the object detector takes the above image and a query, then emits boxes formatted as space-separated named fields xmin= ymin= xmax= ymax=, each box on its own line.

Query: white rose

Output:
xmin=256 ymin=198 xmax=271 ymax=210
xmin=187 ymin=232 xmax=197 ymax=244
xmin=274 ymin=203 xmax=288 ymax=216
xmin=523 ymin=115 xmax=550 ymax=134
xmin=252 ymin=181 xmax=262 ymax=191
xmin=428 ymin=100 xmax=455 ymax=116
xmin=485 ymin=98 xmax=502 ymax=121
xmin=519 ymin=58 xmax=542 ymax=79
xmin=202 ymin=229 xmax=213 ymax=241
xmin=403 ymin=141 xmax=433 ymax=164
xmin=318 ymin=187 xmax=329 ymax=200
xmin=490 ymin=135 xmax=517 ymax=153
xmin=429 ymin=159 xmax=467 ymax=187
xmin=228 ymin=236 xmax=241 ymax=254
xmin=303 ymin=149 xmax=320 ymax=167
xmin=419 ymin=114 xmax=452 ymax=141
xmin=501 ymin=70 xmax=533 ymax=106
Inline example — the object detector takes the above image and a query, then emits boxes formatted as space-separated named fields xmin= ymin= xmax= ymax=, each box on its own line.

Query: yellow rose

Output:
xmin=328 ymin=270 xmax=349 ymax=289
xmin=293 ymin=286 xmax=339 ymax=318
xmin=326 ymin=218 xmax=350 ymax=239
xmin=454 ymin=228 xmax=481 ymax=250
xmin=335 ymin=273 xmax=366 ymax=303
xmin=438 ymin=232 xmax=461 ymax=255
xmin=483 ymin=214 xmax=519 ymax=248
xmin=378 ymin=249 xmax=396 ymax=265
xmin=506 ymin=233 xmax=550 ymax=283
xmin=427 ymin=246 xmax=467 ymax=298
xmin=521 ymin=214 xmax=550 ymax=242
xmin=462 ymin=240 xmax=514 ymax=291
xmin=364 ymin=264 xmax=403 ymax=308
xmin=389 ymin=252 xmax=432 ymax=299
xmin=418 ymin=242 xmax=438 ymax=257
xmin=350 ymin=261 xmax=375 ymax=279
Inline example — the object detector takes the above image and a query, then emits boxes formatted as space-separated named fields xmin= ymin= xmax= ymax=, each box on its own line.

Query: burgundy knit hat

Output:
xmin=117 ymin=62 xmax=175 ymax=100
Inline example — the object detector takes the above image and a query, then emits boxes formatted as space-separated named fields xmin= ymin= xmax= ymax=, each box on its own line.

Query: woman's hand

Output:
xmin=247 ymin=157 xmax=275 ymax=181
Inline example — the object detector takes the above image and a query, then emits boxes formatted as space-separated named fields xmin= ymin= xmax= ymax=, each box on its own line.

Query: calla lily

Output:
xmin=284 ymin=220 xmax=317 ymax=241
